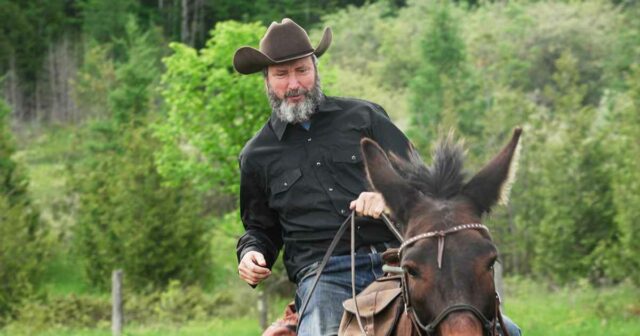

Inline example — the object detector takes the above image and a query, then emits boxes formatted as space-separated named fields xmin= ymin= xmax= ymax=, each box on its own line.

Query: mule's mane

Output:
xmin=390 ymin=133 xmax=466 ymax=200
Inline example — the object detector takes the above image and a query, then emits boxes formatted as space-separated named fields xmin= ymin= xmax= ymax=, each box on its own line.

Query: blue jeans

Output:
xmin=294 ymin=253 xmax=522 ymax=336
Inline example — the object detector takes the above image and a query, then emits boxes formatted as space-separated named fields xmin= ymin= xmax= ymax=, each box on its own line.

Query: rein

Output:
xmin=297 ymin=211 xmax=402 ymax=335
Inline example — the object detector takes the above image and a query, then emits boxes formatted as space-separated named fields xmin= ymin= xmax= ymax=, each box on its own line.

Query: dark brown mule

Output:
xmin=352 ymin=128 xmax=522 ymax=336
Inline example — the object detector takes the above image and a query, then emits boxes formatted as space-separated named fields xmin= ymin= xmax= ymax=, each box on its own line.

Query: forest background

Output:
xmin=1 ymin=0 xmax=639 ymax=335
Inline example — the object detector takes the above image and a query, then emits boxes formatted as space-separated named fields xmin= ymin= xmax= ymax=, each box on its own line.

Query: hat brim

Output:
xmin=233 ymin=27 xmax=332 ymax=75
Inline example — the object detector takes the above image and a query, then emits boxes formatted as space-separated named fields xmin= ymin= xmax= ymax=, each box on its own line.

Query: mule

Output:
xmin=341 ymin=128 xmax=522 ymax=336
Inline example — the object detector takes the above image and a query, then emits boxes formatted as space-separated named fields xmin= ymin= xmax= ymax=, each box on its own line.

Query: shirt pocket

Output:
xmin=269 ymin=168 xmax=303 ymax=212
xmin=331 ymin=149 xmax=367 ymax=196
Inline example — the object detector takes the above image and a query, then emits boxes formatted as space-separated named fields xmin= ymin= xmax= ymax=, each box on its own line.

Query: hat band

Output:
xmin=270 ymin=49 xmax=315 ymax=63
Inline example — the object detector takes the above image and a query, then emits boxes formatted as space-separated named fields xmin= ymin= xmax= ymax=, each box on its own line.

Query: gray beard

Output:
xmin=268 ymin=80 xmax=324 ymax=124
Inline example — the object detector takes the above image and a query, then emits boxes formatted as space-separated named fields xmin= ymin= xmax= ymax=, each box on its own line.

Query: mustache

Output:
xmin=285 ymin=88 xmax=308 ymax=98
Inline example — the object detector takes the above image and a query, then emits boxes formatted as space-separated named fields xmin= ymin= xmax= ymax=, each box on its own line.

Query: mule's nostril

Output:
xmin=438 ymin=312 xmax=484 ymax=336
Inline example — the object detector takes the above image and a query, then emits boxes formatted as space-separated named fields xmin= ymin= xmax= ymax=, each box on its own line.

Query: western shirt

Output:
xmin=236 ymin=96 xmax=412 ymax=282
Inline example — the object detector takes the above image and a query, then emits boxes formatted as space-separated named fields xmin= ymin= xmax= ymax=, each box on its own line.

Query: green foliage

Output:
xmin=464 ymin=1 xmax=620 ymax=106
xmin=71 ymin=18 xmax=210 ymax=291
xmin=0 ymin=99 xmax=47 ymax=321
xmin=407 ymin=1 xmax=484 ymax=155
xmin=108 ymin=17 xmax=164 ymax=124
xmin=72 ymin=43 xmax=116 ymax=120
xmin=526 ymin=52 xmax=615 ymax=282
xmin=597 ymin=65 xmax=640 ymax=285
xmin=2 ymin=280 xmax=258 ymax=334
xmin=72 ymin=119 xmax=212 ymax=291
xmin=319 ymin=2 xmax=410 ymax=124
xmin=155 ymin=21 xmax=268 ymax=194
xmin=79 ymin=0 xmax=139 ymax=45
xmin=0 ymin=0 xmax=71 ymax=86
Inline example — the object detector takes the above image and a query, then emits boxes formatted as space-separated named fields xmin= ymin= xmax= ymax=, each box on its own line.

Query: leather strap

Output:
xmin=297 ymin=212 xmax=352 ymax=323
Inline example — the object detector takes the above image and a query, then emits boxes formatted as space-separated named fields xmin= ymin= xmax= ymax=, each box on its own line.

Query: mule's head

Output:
xmin=361 ymin=128 xmax=522 ymax=336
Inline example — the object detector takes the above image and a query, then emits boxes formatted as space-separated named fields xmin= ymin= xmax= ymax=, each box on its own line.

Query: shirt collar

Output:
xmin=269 ymin=95 xmax=342 ymax=141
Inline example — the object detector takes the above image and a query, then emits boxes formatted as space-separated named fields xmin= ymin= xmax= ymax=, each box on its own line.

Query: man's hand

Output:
xmin=349 ymin=192 xmax=387 ymax=219
xmin=238 ymin=251 xmax=271 ymax=286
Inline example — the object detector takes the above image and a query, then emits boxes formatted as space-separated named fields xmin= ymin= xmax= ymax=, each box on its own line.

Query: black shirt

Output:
xmin=236 ymin=96 xmax=412 ymax=282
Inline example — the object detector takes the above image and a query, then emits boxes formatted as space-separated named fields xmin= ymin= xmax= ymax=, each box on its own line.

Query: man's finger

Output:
xmin=253 ymin=252 xmax=267 ymax=266
xmin=371 ymin=204 xmax=384 ymax=218
xmin=363 ymin=196 xmax=376 ymax=216
xmin=355 ymin=198 xmax=365 ymax=214
xmin=244 ymin=259 xmax=270 ymax=274
xmin=250 ymin=264 xmax=271 ymax=274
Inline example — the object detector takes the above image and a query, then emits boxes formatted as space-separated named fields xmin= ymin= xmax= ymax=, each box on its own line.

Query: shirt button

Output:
xmin=283 ymin=182 xmax=288 ymax=186
xmin=340 ymin=209 xmax=346 ymax=214
xmin=351 ymin=155 xmax=357 ymax=161
xmin=307 ymin=138 xmax=312 ymax=142
xmin=316 ymin=161 xmax=321 ymax=167
xmin=328 ymin=187 xmax=334 ymax=192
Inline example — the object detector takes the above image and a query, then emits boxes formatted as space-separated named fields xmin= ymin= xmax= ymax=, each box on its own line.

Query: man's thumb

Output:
xmin=253 ymin=253 xmax=267 ymax=266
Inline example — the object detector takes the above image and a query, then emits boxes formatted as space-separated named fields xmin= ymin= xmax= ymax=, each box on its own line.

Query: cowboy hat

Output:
xmin=233 ymin=18 xmax=332 ymax=75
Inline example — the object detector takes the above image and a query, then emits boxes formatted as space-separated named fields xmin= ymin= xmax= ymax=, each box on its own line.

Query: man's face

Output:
xmin=266 ymin=56 xmax=316 ymax=102
xmin=265 ymin=56 xmax=323 ymax=124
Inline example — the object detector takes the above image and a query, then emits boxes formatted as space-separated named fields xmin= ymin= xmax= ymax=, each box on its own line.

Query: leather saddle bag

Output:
xmin=338 ymin=275 xmax=404 ymax=336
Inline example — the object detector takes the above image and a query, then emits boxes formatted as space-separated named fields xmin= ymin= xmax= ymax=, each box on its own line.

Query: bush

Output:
xmin=72 ymin=121 xmax=212 ymax=291
xmin=0 ymin=99 xmax=47 ymax=322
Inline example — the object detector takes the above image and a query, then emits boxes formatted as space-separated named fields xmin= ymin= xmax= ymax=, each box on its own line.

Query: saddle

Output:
xmin=338 ymin=249 xmax=415 ymax=336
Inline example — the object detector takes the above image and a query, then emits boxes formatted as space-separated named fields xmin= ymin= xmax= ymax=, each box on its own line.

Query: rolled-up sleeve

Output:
xmin=236 ymin=158 xmax=283 ymax=269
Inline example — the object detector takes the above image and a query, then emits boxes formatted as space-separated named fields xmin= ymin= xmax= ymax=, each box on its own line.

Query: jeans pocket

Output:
xmin=296 ymin=261 xmax=320 ymax=284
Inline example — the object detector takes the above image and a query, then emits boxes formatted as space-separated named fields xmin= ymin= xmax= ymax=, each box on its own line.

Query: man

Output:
xmin=233 ymin=18 xmax=521 ymax=336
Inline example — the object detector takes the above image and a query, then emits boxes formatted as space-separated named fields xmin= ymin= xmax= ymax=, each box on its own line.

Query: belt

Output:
xmin=295 ymin=241 xmax=397 ymax=283
xmin=354 ymin=241 xmax=395 ymax=255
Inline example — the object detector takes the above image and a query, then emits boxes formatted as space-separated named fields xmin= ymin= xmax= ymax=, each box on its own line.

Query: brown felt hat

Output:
xmin=233 ymin=18 xmax=332 ymax=75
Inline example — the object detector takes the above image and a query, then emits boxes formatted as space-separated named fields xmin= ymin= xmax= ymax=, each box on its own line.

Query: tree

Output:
xmin=155 ymin=21 xmax=268 ymax=194
xmin=71 ymin=18 xmax=210 ymax=290
xmin=407 ymin=1 xmax=483 ymax=156
xmin=598 ymin=65 xmax=640 ymax=285
xmin=0 ymin=99 xmax=47 ymax=321
xmin=529 ymin=52 xmax=616 ymax=283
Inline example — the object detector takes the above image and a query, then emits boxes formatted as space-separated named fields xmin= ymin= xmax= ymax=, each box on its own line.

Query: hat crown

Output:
xmin=259 ymin=19 xmax=314 ymax=62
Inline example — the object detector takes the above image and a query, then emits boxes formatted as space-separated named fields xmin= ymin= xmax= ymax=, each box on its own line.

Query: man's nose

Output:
xmin=287 ymin=74 xmax=300 ymax=90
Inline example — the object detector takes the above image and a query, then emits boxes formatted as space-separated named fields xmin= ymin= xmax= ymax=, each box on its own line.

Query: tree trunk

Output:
xmin=181 ymin=0 xmax=190 ymax=44
xmin=6 ymin=54 xmax=23 ymax=120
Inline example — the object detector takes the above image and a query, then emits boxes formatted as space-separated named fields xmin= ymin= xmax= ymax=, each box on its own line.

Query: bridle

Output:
xmin=394 ymin=223 xmax=510 ymax=336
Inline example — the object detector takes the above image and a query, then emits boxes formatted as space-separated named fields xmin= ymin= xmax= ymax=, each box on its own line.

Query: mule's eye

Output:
xmin=403 ymin=264 xmax=420 ymax=277
xmin=488 ymin=257 xmax=498 ymax=271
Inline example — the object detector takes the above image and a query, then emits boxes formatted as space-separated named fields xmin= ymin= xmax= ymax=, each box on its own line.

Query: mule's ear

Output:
xmin=462 ymin=128 xmax=522 ymax=215
xmin=361 ymin=138 xmax=421 ymax=224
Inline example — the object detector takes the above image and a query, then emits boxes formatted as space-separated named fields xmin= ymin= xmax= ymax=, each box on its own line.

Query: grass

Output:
xmin=505 ymin=277 xmax=640 ymax=336
xmin=1 ymin=319 xmax=261 ymax=336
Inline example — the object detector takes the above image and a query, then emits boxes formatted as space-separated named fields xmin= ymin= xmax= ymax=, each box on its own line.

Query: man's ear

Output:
xmin=462 ymin=128 xmax=522 ymax=215
xmin=361 ymin=138 xmax=421 ymax=225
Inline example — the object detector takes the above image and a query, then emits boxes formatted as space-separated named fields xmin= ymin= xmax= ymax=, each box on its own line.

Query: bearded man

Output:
xmin=233 ymin=19 xmax=521 ymax=336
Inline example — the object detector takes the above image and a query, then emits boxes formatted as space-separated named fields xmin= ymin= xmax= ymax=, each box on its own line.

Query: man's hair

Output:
xmin=262 ymin=55 xmax=318 ymax=78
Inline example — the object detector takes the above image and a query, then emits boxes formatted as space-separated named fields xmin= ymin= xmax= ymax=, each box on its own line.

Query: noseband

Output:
xmin=396 ymin=223 xmax=510 ymax=336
